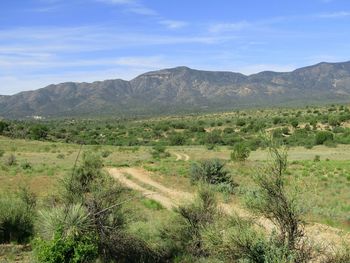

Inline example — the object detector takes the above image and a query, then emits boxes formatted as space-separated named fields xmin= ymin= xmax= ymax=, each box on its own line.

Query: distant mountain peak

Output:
xmin=1 ymin=61 xmax=350 ymax=119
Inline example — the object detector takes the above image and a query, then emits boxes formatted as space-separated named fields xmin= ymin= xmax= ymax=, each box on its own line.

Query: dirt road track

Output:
xmin=173 ymin=152 xmax=190 ymax=161
xmin=107 ymin=167 xmax=350 ymax=251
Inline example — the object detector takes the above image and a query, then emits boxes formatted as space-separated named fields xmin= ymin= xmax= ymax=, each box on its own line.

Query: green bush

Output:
xmin=21 ymin=160 xmax=32 ymax=170
xmin=161 ymin=187 xmax=218 ymax=258
xmin=30 ymin=124 xmax=49 ymax=140
xmin=0 ymin=195 xmax=35 ymax=244
xmin=141 ymin=199 xmax=164 ymax=210
xmin=101 ymin=150 xmax=112 ymax=158
xmin=230 ymin=142 xmax=250 ymax=161
xmin=151 ymin=145 xmax=170 ymax=159
xmin=190 ymin=159 xmax=234 ymax=187
xmin=169 ymin=133 xmax=186 ymax=145
xmin=315 ymin=131 xmax=334 ymax=145
xmin=34 ymin=232 xmax=98 ymax=263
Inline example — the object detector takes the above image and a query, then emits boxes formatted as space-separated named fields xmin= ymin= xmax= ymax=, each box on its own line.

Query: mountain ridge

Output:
xmin=1 ymin=61 xmax=350 ymax=118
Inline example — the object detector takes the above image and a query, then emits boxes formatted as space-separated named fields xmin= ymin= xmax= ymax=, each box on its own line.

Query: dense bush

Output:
xmin=0 ymin=191 xmax=36 ymax=244
xmin=190 ymin=159 xmax=235 ymax=189
xmin=169 ymin=133 xmax=186 ymax=145
xmin=231 ymin=142 xmax=250 ymax=161
xmin=315 ymin=131 xmax=334 ymax=145
xmin=30 ymin=124 xmax=49 ymax=140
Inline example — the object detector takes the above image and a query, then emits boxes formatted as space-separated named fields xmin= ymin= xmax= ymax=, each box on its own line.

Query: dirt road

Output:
xmin=107 ymin=167 xmax=350 ymax=251
xmin=172 ymin=152 xmax=190 ymax=161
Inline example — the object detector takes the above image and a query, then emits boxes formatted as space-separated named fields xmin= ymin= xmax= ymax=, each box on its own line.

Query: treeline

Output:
xmin=1 ymin=105 xmax=350 ymax=149
xmin=1 ymin=144 xmax=349 ymax=262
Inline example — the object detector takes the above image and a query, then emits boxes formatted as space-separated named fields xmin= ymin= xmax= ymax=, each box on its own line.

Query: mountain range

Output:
xmin=1 ymin=61 xmax=350 ymax=119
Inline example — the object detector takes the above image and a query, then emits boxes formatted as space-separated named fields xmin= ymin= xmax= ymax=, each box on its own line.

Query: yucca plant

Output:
xmin=37 ymin=203 xmax=93 ymax=240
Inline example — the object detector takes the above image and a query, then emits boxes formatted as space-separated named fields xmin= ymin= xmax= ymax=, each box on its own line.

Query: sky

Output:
xmin=1 ymin=0 xmax=350 ymax=95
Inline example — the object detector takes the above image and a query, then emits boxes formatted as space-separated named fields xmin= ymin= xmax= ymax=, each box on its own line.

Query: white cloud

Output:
xmin=209 ymin=21 xmax=251 ymax=33
xmin=95 ymin=0 xmax=136 ymax=5
xmin=315 ymin=11 xmax=350 ymax=18
xmin=127 ymin=6 xmax=157 ymax=16
xmin=95 ymin=0 xmax=157 ymax=16
xmin=159 ymin=20 xmax=188 ymax=29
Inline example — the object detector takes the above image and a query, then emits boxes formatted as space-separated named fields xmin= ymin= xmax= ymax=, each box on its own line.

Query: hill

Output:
xmin=1 ymin=61 xmax=350 ymax=118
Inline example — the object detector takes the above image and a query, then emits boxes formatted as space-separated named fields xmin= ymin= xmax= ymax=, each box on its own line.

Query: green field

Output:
xmin=1 ymin=105 xmax=350 ymax=262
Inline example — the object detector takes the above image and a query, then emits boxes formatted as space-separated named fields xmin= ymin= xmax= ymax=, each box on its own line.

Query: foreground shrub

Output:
xmin=0 ymin=192 xmax=36 ymax=244
xmin=161 ymin=186 xmax=219 ymax=258
xmin=35 ymin=151 xmax=160 ymax=262
xmin=34 ymin=232 xmax=98 ymax=263
xmin=245 ymin=143 xmax=313 ymax=262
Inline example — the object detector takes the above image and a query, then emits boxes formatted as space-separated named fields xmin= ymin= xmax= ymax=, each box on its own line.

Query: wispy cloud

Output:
xmin=209 ymin=21 xmax=250 ymax=33
xmin=315 ymin=11 xmax=350 ymax=18
xmin=95 ymin=0 xmax=157 ymax=16
xmin=159 ymin=20 xmax=188 ymax=29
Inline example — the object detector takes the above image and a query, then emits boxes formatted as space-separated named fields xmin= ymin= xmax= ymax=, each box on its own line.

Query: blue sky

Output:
xmin=1 ymin=0 xmax=350 ymax=94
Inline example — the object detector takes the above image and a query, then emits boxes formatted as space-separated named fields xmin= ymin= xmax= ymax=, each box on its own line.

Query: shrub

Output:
xmin=101 ymin=150 xmax=112 ymax=158
xmin=151 ymin=145 xmax=170 ymax=159
xmin=21 ymin=160 xmax=32 ymax=170
xmin=205 ymin=130 xmax=222 ymax=145
xmin=30 ymin=124 xmax=49 ymax=140
xmin=231 ymin=142 xmax=250 ymax=161
xmin=315 ymin=131 xmax=334 ymax=145
xmin=161 ymin=187 xmax=218 ymax=258
xmin=0 ymin=194 xmax=35 ymax=244
xmin=313 ymin=155 xmax=320 ymax=162
xmin=56 ymin=153 xmax=65 ymax=159
xmin=190 ymin=159 xmax=233 ymax=186
xmin=34 ymin=232 xmax=98 ymax=263
xmin=290 ymin=119 xmax=299 ymax=128
xmin=236 ymin=119 xmax=246 ymax=126
xmin=142 ymin=199 xmax=164 ymax=210
xmin=5 ymin=154 xmax=16 ymax=166
xmin=43 ymin=151 xmax=159 ymax=262
xmin=0 ymin=121 xmax=9 ymax=134
xmin=245 ymin=143 xmax=313 ymax=262
xmin=169 ymin=133 xmax=186 ymax=146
